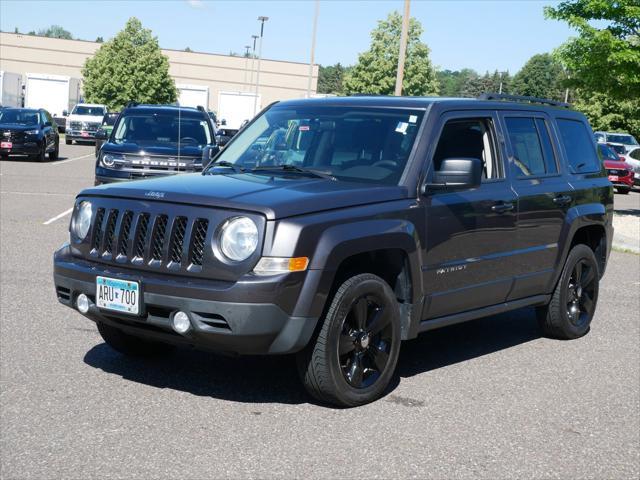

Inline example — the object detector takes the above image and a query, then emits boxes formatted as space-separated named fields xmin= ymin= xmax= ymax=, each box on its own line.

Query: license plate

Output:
xmin=81 ymin=131 xmax=90 ymax=137
xmin=609 ymin=175 xmax=619 ymax=182
xmin=0 ymin=142 xmax=12 ymax=149
xmin=96 ymin=276 xmax=140 ymax=315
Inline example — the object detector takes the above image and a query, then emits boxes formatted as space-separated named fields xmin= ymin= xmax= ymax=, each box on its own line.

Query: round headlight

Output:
xmin=218 ymin=217 xmax=258 ymax=262
xmin=102 ymin=153 xmax=115 ymax=167
xmin=71 ymin=201 xmax=92 ymax=240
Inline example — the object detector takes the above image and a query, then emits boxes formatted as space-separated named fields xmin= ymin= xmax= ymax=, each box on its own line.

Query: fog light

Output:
xmin=172 ymin=311 xmax=191 ymax=334
xmin=76 ymin=294 xmax=90 ymax=314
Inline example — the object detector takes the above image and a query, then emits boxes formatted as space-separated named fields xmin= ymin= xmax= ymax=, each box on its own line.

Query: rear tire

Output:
xmin=616 ymin=187 xmax=630 ymax=194
xmin=97 ymin=321 xmax=174 ymax=357
xmin=296 ymin=273 xmax=401 ymax=407
xmin=537 ymin=244 xmax=599 ymax=340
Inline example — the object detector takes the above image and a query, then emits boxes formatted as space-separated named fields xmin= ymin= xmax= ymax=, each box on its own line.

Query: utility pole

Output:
xmin=248 ymin=35 xmax=258 ymax=90
xmin=499 ymin=72 xmax=503 ymax=94
xmin=394 ymin=0 xmax=410 ymax=96
xmin=253 ymin=16 xmax=269 ymax=116
xmin=306 ymin=0 xmax=320 ymax=98
xmin=243 ymin=45 xmax=251 ymax=91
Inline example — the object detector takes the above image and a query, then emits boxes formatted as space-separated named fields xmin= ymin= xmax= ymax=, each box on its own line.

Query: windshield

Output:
xmin=607 ymin=134 xmax=638 ymax=146
xmin=598 ymin=143 xmax=619 ymax=161
xmin=0 ymin=110 xmax=39 ymax=125
xmin=112 ymin=112 xmax=212 ymax=146
xmin=608 ymin=143 xmax=626 ymax=154
xmin=72 ymin=105 xmax=106 ymax=116
xmin=210 ymin=105 xmax=424 ymax=185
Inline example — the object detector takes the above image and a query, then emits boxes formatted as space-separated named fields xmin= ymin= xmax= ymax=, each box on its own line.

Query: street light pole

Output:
xmin=394 ymin=0 xmax=410 ymax=96
xmin=248 ymin=35 xmax=258 ymax=90
xmin=253 ymin=16 xmax=269 ymax=116
xmin=306 ymin=0 xmax=320 ymax=98
xmin=243 ymin=45 xmax=251 ymax=91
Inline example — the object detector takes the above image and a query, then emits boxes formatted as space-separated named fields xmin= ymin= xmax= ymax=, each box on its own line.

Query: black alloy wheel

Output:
xmin=565 ymin=258 xmax=597 ymax=329
xmin=537 ymin=244 xmax=599 ymax=339
xmin=338 ymin=294 xmax=393 ymax=389
xmin=297 ymin=273 xmax=401 ymax=407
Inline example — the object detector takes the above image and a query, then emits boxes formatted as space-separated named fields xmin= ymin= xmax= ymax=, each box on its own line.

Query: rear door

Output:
xmin=422 ymin=110 xmax=518 ymax=319
xmin=499 ymin=111 xmax=573 ymax=300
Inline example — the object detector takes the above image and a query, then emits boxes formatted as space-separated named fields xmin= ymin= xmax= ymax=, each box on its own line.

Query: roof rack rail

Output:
xmin=125 ymin=101 xmax=139 ymax=108
xmin=478 ymin=93 xmax=571 ymax=108
xmin=196 ymin=105 xmax=206 ymax=113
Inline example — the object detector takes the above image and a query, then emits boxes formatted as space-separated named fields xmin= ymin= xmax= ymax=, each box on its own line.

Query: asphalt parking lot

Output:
xmin=1 ymin=142 xmax=639 ymax=479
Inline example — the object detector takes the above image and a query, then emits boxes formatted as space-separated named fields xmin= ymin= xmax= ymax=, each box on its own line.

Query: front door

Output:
xmin=421 ymin=111 xmax=518 ymax=319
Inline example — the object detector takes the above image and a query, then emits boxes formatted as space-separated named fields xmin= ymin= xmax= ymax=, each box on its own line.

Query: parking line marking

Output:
xmin=43 ymin=207 xmax=73 ymax=225
xmin=1 ymin=191 xmax=74 ymax=197
xmin=51 ymin=153 xmax=93 ymax=166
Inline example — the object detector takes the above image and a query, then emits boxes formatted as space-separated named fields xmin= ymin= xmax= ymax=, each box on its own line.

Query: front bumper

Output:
xmin=66 ymin=130 xmax=97 ymax=142
xmin=0 ymin=142 xmax=40 ymax=155
xmin=53 ymin=245 xmax=319 ymax=355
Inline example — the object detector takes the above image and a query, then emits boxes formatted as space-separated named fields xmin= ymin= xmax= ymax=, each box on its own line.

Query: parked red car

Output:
xmin=598 ymin=143 xmax=634 ymax=194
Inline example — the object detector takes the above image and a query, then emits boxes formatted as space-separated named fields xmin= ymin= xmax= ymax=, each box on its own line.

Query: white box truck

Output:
xmin=24 ymin=73 xmax=80 ymax=117
xmin=177 ymin=84 xmax=209 ymax=109
xmin=0 ymin=71 xmax=23 ymax=108
xmin=217 ymin=91 xmax=260 ymax=131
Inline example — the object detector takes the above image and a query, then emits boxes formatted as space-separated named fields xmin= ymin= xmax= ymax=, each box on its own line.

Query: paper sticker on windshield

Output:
xmin=395 ymin=122 xmax=408 ymax=134
xmin=299 ymin=125 xmax=310 ymax=131
xmin=409 ymin=115 xmax=418 ymax=123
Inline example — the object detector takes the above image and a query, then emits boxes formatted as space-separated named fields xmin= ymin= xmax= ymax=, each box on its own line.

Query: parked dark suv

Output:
xmin=94 ymin=104 xmax=217 ymax=185
xmin=53 ymin=95 xmax=613 ymax=406
xmin=0 ymin=108 xmax=59 ymax=161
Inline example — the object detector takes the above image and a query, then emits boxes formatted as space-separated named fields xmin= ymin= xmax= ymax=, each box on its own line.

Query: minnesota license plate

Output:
xmin=0 ymin=142 xmax=12 ymax=149
xmin=96 ymin=276 xmax=140 ymax=315
xmin=609 ymin=175 xmax=619 ymax=182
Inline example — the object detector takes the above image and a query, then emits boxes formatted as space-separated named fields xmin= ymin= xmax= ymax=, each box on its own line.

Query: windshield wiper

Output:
xmin=204 ymin=160 xmax=245 ymax=174
xmin=251 ymin=164 xmax=335 ymax=180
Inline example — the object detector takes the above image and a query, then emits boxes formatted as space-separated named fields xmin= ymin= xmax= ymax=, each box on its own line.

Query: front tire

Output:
xmin=49 ymin=139 xmax=59 ymax=161
xmin=33 ymin=142 xmax=46 ymax=162
xmin=65 ymin=137 xmax=72 ymax=145
xmin=616 ymin=187 xmax=630 ymax=195
xmin=537 ymin=244 xmax=599 ymax=339
xmin=97 ymin=321 xmax=174 ymax=357
xmin=297 ymin=273 xmax=401 ymax=407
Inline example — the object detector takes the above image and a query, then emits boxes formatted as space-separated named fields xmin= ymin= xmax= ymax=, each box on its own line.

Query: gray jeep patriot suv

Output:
xmin=54 ymin=94 xmax=613 ymax=407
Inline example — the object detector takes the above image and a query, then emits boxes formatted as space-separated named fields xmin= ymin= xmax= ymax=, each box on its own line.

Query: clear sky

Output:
xmin=0 ymin=0 xmax=576 ymax=74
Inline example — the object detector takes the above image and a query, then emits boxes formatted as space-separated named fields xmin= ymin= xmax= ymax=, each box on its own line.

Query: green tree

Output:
xmin=545 ymin=0 xmax=640 ymax=99
xmin=184 ymin=47 xmax=193 ymax=52
xmin=343 ymin=11 xmax=438 ymax=96
xmin=37 ymin=25 xmax=73 ymax=39
xmin=318 ymin=63 xmax=350 ymax=95
xmin=95 ymin=36 xmax=104 ymax=43
xmin=574 ymin=91 xmax=640 ymax=139
xmin=511 ymin=53 xmax=566 ymax=100
xmin=82 ymin=18 xmax=177 ymax=110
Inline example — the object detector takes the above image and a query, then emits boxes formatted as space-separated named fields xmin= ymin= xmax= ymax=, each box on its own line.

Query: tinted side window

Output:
xmin=631 ymin=149 xmax=640 ymax=160
xmin=556 ymin=119 xmax=600 ymax=173
xmin=504 ymin=117 xmax=557 ymax=176
xmin=433 ymin=118 xmax=502 ymax=181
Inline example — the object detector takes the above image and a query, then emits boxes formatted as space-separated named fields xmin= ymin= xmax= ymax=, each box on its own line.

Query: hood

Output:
xmin=67 ymin=114 xmax=104 ymax=124
xmin=604 ymin=160 xmax=632 ymax=170
xmin=0 ymin=123 xmax=39 ymax=131
xmin=102 ymin=142 xmax=204 ymax=158
xmin=80 ymin=173 xmax=408 ymax=220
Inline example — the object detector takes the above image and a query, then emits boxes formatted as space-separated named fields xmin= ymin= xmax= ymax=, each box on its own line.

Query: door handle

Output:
xmin=491 ymin=202 xmax=514 ymax=213
xmin=553 ymin=195 xmax=572 ymax=206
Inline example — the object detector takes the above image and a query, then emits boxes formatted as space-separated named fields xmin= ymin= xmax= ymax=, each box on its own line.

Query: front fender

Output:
xmin=289 ymin=219 xmax=423 ymax=320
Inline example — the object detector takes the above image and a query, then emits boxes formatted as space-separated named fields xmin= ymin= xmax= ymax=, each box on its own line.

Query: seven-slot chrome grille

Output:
xmin=88 ymin=207 xmax=211 ymax=272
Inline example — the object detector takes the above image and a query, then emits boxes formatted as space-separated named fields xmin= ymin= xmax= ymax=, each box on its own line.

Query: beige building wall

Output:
xmin=0 ymin=32 xmax=318 ymax=111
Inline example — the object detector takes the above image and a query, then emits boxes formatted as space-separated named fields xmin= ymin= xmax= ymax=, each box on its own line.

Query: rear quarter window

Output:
xmin=556 ymin=119 xmax=600 ymax=173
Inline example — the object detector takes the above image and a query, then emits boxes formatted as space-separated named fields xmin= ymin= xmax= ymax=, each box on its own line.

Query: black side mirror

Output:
xmin=221 ymin=119 xmax=227 ymax=126
xmin=94 ymin=129 xmax=108 ymax=140
xmin=62 ymin=110 xmax=68 ymax=117
xmin=425 ymin=157 xmax=482 ymax=193
xmin=201 ymin=145 xmax=220 ymax=166
xmin=215 ymin=134 xmax=230 ymax=147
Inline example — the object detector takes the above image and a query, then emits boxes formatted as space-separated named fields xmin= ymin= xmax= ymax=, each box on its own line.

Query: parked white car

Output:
xmin=594 ymin=131 xmax=639 ymax=153
xmin=623 ymin=147 xmax=640 ymax=188
xmin=65 ymin=103 xmax=108 ymax=145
